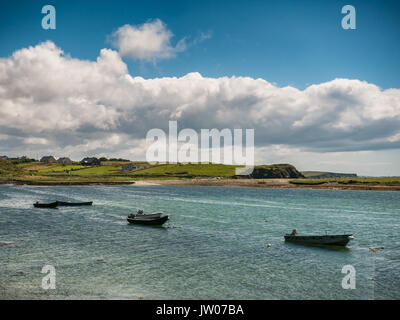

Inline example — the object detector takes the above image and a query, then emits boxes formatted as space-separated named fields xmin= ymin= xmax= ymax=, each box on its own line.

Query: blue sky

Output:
xmin=1 ymin=0 xmax=399 ymax=88
xmin=0 ymin=0 xmax=400 ymax=175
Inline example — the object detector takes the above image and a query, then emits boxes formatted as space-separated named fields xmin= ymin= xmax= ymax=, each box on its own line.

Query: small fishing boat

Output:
xmin=56 ymin=201 xmax=93 ymax=206
xmin=284 ymin=229 xmax=354 ymax=246
xmin=127 ymin=215 xmax=169 ymax=226
xmin=127 ymin=210 xmax=169 ymax=226
xmin=33 ymin=201 xmax=58 ymax=209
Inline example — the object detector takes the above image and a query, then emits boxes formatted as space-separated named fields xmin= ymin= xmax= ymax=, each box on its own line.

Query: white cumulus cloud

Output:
xmin=111 ymin=19 xmax=186 ymax=61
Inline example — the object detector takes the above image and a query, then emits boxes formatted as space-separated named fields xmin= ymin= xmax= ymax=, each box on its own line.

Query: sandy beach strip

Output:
xmin=132 ymin=180 xmax=161 ymax=186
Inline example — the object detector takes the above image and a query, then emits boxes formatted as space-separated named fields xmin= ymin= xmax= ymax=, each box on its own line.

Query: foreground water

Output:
xmin=0 ymin=185 xmax=399 ymax=299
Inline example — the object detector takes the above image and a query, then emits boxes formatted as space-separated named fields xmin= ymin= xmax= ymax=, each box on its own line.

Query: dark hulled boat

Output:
xmin=127 ymin=215 xmax=169 ymax=226
xmin=284 ymin=229 xmax=354 ymax=246
xmin=127 ymin=210 xmax=169 ymax=226
xmin=33 ymin=202 xmax=58 ymax=208
xmin=57 ymin=201 xmax=93 ymax=206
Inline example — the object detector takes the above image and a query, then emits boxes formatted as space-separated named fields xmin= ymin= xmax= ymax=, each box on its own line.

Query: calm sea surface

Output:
xmin=0 ymin=185 xmax=399 ymax=299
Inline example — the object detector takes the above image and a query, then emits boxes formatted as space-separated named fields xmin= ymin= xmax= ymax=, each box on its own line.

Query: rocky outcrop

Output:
xmin=249 ymin=164 xmax=304 ymax=179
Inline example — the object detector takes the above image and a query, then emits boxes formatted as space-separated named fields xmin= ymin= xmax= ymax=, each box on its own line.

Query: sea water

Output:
xmin=0 ymin=185 xmax=399 ymax=299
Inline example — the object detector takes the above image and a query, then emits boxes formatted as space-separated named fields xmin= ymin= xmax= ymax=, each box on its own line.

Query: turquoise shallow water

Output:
xmin=0 ymin=185 xmax=399 ymax=299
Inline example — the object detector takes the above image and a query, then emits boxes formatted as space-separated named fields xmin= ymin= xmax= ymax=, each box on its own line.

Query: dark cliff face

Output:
xmin=249 ymin=164 xmax=304 ymax=179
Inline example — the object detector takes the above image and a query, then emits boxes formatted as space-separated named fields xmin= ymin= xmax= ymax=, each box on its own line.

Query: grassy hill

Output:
xmin=36 ymin=162 xmax=303 ymax=179
xmin=0 ymin=159 xmax=23 ymax=181
xmin=0 ymin=160 xmax=20 ymax=173
xmin=1 ymin=160 xmax=304 ymax=182
xmin=128 ymin=163 xmax=305 ymax=179
xmin=130 ymin=163 xmax=238 ymax=178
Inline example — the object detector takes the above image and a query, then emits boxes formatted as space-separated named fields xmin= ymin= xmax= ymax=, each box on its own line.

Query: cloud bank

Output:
xmin=0 ymin=41 xmax=400 ymax=173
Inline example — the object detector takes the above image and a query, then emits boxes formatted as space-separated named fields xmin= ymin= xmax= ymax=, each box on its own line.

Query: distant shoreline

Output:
xmin=1 ymin=178 xmax=400 ymax=191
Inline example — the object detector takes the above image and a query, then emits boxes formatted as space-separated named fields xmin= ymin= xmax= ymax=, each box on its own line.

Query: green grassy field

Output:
xmin=38 ymin=165 xmax=85 ymax=173
xmin=15 ymin=161 xmax=42 ymax=168
xmin=130 ymin=163 xmax=239 ymax=177
xmin=1 ymin=162 xmax=244 ymax=181
xmin=66 ymin=165 xmax=121 ymax=175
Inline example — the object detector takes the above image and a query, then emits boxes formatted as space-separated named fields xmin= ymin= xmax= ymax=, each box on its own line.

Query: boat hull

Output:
xmin=284 ymin=234 xmax=353 ymax=246
xmin=57 ymin=201 xmax=93 ymax=206
xmin=33 ymin=202 xmax=58 ymax=208
xmin=127 ymin=215 xmax=169 ymax=226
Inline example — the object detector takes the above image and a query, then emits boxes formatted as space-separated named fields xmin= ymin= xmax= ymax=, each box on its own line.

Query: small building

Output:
xmin=0 ymin=155 xmax=9 ymax=160
xmin=80 ymin=157 xmax=100 ymax=166
xmin=57 ymin=157 xmax=72 ymax=165
xmin=40 ymin=156 xmax=56 ymax=163
xmin=122 ymin=163 xmax=139 ymax=172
